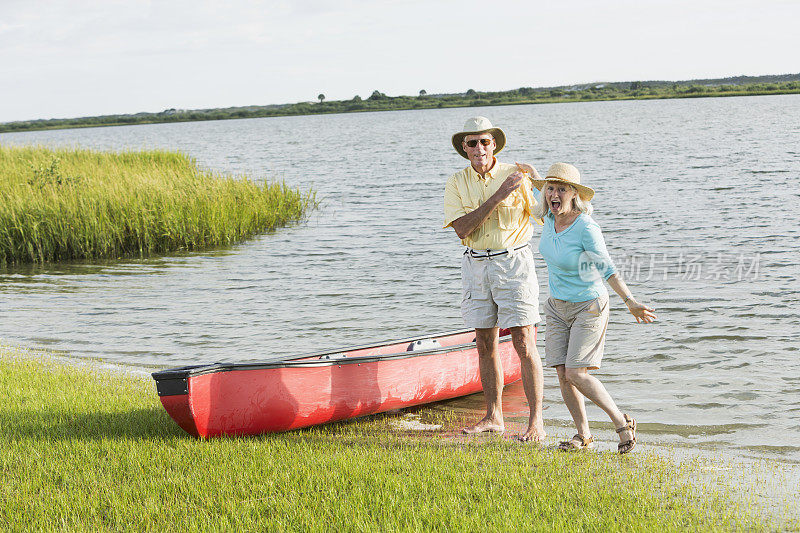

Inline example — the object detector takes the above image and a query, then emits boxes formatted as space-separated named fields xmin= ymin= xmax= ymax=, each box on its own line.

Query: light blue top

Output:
xmin=538 ymin=213 xmax=617 ymax=302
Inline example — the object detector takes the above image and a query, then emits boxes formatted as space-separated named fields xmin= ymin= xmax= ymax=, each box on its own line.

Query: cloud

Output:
xmin=1 ymin=0 xmax=799 ymax=122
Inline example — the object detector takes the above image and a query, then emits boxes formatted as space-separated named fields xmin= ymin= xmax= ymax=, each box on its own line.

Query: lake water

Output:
xmin=2 ymin=95 xmax=799 ymax=465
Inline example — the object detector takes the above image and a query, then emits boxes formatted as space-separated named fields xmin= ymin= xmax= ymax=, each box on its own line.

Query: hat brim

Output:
xmin=531 ymin=177 xmax=595 ymax=202
xmin=452 ymin=128 xmax=506 ymax=159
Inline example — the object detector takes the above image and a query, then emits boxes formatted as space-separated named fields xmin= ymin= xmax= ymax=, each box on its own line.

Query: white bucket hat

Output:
xmin=451 ymin=116 xmax=506 ymax=159
xmin=530 ymin=162 xmax=595 ymax=201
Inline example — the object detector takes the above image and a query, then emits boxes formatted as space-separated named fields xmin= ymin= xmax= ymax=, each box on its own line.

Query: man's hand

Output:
xmin=451 ymin=165 xmax=540 ymax=240
xmin=451 ymin=173 xmax=523 ymax=239
xmin=495 ymin=171 xmax=525 ymax=201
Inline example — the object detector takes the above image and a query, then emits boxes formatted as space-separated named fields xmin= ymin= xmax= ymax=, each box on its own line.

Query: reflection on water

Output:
xmin=1 ymin=95 xmax=800 ymax=464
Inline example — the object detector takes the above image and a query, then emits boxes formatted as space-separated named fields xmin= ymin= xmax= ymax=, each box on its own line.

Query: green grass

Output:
xmin=0 ymin=347 xmax=766 ymax=532
xmin=0 ymin=145 xmax=316 ymax=264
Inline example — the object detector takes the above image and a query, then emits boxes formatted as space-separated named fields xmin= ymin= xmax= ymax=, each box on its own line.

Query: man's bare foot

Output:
xmin=462 ymin=417 xmax=505 ymax=435
xmin=517 ymin=419 xmax=546 ymax=442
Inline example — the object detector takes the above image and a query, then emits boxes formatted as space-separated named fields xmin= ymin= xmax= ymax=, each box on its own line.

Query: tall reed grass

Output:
xmin=0 ymin=145 xmax=316 ymax=263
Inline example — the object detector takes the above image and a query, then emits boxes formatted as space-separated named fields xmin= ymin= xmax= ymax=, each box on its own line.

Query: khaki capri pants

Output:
xmin=544 ymin=293 xmax=609 ymax=369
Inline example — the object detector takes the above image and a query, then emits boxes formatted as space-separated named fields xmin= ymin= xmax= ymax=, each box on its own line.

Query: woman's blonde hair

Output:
xmin=531 ymin=181 xmax=593 ymax=219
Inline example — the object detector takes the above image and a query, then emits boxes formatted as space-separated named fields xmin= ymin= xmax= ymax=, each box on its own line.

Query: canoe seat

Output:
xmin=319 ymin=353 xmax=347 ymax=360
xmin=406 ymin=339 xmax=441 ymax=352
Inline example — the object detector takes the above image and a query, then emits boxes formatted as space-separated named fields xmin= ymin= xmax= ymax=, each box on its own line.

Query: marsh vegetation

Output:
xmin=0 ymin=146 xmax=315 ymax=264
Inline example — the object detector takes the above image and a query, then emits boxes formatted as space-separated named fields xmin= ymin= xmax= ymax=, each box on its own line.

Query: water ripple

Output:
xmin=1 ymin=94 xmax=799 ymax=463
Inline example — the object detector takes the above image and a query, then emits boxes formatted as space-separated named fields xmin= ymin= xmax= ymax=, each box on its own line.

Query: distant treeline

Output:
xmin=3 ymin=74 xmax=800 ymax=134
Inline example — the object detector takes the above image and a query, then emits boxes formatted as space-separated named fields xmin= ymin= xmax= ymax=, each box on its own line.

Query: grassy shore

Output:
xmin=0 ymin=145 xmax=315 ymax=264
xmin=0 ymin=347 xmax=765 ymax=531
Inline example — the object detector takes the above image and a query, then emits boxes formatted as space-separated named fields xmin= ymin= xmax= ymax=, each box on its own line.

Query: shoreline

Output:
xmin=6 ymin=339 xmax=800 ymax=465
xmin=2 ymin=342 xmax=796 ymax=529
xmin=2 ymin=87 xmax=799 ymax=135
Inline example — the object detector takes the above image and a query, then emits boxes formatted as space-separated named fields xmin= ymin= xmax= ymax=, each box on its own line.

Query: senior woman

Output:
xmin=522 ymin=162 xmax=656 ymax=453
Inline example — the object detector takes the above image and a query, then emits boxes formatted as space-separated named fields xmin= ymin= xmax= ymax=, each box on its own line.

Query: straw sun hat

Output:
xmin=451 ymin=116 xmax=506 ymax=159
xmin=530 ymin=162 xmax=595 ymax=202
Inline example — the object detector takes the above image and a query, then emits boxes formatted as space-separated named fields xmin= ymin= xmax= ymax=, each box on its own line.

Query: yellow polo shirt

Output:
xmin=443 ymin=159 xmax=542 ymax=250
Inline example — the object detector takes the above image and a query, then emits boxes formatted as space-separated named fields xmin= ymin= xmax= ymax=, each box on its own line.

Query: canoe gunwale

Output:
xmin=151 ymin=327 xmax=513 ymax=380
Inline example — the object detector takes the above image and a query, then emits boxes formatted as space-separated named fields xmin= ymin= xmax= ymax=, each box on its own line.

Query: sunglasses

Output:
xmin=464 ymin=138 xmax=493 ymax=148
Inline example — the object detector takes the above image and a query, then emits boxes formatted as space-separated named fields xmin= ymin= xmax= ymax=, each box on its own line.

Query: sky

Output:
xmin=1 ymin=0 xmax=799 ymax=123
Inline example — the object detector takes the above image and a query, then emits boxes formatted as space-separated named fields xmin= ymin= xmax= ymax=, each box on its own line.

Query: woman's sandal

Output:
xmin=616 ymin=414 xmax=637 ymax=454
xmin=557 ymin=434 xmax=595 ymax=451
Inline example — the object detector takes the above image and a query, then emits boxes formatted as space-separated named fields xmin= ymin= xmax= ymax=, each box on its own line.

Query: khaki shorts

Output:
xmin=461 ymin=246 xmax=541 ymax=329
xmin=544 ymin=294 xmax=609 ymax=369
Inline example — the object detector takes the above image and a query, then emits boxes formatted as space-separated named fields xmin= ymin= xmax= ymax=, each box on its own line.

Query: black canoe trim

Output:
xmin=151 ymin=327 xmax=518 ymax=383
xmin=155 ymin=376 xmax=189 ymax=397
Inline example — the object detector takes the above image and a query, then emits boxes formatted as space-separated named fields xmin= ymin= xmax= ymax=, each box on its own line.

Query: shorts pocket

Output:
xmin=462 ymin=254 xmax=491 ymax=302
xmin=462 ymin=275 xmax=490 ymax=302
xmin=464 ymin=284 xmax=491 ymax=301
xmin=579 ymin=298 xmax=607 ymax=331
xmin=585 ymin=299 xmax=602 ymax=317
xmin=464 ymin=276 xmax=492 ymax=302
xmin=511 ymin=285 xmax=533 ymax=302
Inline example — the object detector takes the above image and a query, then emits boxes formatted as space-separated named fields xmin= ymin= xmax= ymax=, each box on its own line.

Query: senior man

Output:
xmin=443 ymin=116 xmax=545 ymax=441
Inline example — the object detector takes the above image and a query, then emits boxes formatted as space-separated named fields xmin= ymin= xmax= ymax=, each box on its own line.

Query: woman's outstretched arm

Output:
xmin=607 ymin=274 xmax=657 ymax=324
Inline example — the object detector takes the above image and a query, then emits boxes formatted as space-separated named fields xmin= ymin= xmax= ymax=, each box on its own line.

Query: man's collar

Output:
xmin=469 ymin=157 xmax=498 ymax=179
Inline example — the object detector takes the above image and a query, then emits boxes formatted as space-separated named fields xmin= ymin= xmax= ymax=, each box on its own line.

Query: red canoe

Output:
xmin=152 ymin=328 xmax=523 ymax=437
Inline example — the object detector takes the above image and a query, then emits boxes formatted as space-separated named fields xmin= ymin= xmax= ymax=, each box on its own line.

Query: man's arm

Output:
xmin=450 ymin=171 xmax=526 ymax=240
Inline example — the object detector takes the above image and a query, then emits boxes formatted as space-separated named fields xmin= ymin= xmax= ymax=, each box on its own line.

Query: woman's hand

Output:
xmin=626 ymin=299 xmax=657 ymax=324
xmin=515 ymin=162 xmax=541 ymax=179
xmin=607 ymin=275 xmax=656 ymax=323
